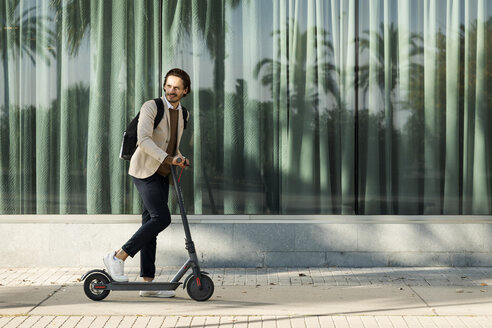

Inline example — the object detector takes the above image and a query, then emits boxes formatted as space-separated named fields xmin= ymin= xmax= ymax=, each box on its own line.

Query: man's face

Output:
xmin=164 ymin=75 xmax=188 ymax=106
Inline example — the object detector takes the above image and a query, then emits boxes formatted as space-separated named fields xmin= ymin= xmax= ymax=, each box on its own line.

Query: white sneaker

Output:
xmin=139 ymin=290 xmax=176 ymax=298
xmin=103 ymin=252 xmax=129 ymax=282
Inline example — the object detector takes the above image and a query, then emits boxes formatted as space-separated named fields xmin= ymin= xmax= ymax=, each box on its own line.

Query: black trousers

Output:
xmin=122 ymin=173 xmax=171 ymax=279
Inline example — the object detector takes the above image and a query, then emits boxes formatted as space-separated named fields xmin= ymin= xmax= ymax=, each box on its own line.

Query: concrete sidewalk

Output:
xmin=1 ymin=267 xmax=492 ymax=327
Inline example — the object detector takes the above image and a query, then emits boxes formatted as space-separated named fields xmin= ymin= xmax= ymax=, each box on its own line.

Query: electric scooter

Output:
xmin=81 ymin=160 xmax=214 ymax=301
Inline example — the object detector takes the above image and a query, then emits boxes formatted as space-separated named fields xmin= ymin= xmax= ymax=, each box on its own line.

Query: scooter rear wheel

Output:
xmin=186 ymin=274 xmax=214 ymax=301
xmin=84 ymin=272 xmax=110 ymax=301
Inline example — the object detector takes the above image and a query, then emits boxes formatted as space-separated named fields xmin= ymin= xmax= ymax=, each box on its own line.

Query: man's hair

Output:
xmin=163 ymin=68 xmax=191 ymax=97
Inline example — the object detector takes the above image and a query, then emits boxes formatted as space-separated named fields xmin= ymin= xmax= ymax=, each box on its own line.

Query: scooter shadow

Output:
xmin=43 ymin=284 xmax=273 ymax=310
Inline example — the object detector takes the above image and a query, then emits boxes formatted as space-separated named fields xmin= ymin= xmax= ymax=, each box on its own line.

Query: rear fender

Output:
xmin=80 ymin=269 xmax=113 ymax=282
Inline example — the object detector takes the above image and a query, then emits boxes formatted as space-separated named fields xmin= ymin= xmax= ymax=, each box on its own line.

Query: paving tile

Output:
xmin=218 ymin=316 xmax=234 ymax=328
xmin=43 ymin=268 xmax=69 ymax=286
xmin=261 ymin=316 xmax=278 ymax=328
xmin=247 ymin=316 xmax=262 ymax=328
xmin=86 ymin=316 xmax=109 ymax=328
xmin=439 ymin=316 xmax=465 ymax=328
xmin=389 ymin=316 xmax=410 ymax=328
xmin=288 ymin=268 xmax=303 ymax=286
xmin=211 ymin=268 xmax=225 ymax=286
xmin=60 ymin=316 xmax=83 ymax=328
xmin=190 ymin=316 xmax=207 ymax=328
xmin=73 ymin=316 xmax=95 ymax=328
xmin=349 ymin=268 xmax=371 ymax=286
xmin=309 ymin=268 xmax=325 ymax=287
xmin=16 ymin=268 xmax=40 ymax=286
xmin=234 ymin=268 xmax=246 ymax=286
xmin=277 ymin=269 xmax=291 ymax=286
xmin=4 ymin=268 xmax=29 ymax=286
xmin=53 ymin=268 xmax=75 ymax=285
xmin=162 ymin=316 xmax=179 ymax=328
xmin=289 ymin=316 xmax=306 ymax=328
xmin=332 ymin=316 xmax=351 ymax=328
xmin=175 ymin=316 xmax=192 ymax=328
xmin=49 ymin=316 xmax=70 ymax=327
xmin=376 ymin=316 xmax=400 ymax=328
xmin=346 ymin=316 xmax=365 ymax=328
xmin=475 ymin=317 xmax=492 ymax=328
xmin=132 ymin=317 xmax=151 ymax=328
xmin=147 ymin=317 xmax=165 ymax=328
xmin=17 ymin=316 xmax=41 ymax=327
xmin=232 ymin=316 xmax=248 ymax=328
xmin=34 ymin=268 xmax=60 ymax=286
xmin=266 ymin=268 xmax=279 ymax=286
xmin=104 ymin=316 xmax=123 ymax=328
xmin=275 ymin=316 xmax=291 ymax=328
xmin=245 ymin=268 xmax=258 ymax=286
xmin=359 ymin=317 xmax=381 ymax=328
xmin=0 ymin=317 xmax=12 ymax=328
xmin=299 ymin=269 xmax=314 ymax=286
xmin=432 ymin=317 xmax=456 ymax=328
xmin=204 ymin=316 xmax=220 ymax=327
xmin=462 ymin=316 xmax=491 ymax=328
xmin=331 ymin=268 xmax=350 ymax=286
xmin=0 ymin=270 xmax=12 ymax=286
xmin=256 ymin=268 xmax=268 ymax=285
xmin=3 ymin=316 xmax=28 ymax=328
xmin=319 ymin=268 xmax=337 ymax=286
xmin=304 ymin=316 xmax=321 ymax=328
xmin=417 ymin=316 xmax=439 ymax=328
xmin=223 ymin=269 xmax=235 ymax=286
xmin=115 ymin=316 xmax=137 ymax=328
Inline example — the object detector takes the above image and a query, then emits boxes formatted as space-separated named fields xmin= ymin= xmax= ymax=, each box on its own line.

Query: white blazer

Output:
xmin=128 ymin=97 xmax=188 ymax=179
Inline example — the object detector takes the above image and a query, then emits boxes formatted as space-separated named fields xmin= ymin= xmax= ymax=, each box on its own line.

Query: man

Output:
xmin=103 ymin=68 xmax=191 ymax=298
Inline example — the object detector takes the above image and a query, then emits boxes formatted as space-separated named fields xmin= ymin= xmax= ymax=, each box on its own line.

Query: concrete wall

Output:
xmin=2 ymin=215 xmax=492 ymax=267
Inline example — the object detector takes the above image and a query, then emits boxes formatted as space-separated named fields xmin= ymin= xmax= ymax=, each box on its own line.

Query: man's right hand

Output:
xmin=172 ymin=154 xmax=189 ymax=168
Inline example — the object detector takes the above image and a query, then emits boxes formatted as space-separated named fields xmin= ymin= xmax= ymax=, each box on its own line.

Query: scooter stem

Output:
xmin=170 ymin=165 xmax=202 ymax=279
xmin=171 ymin=165 xmax=193 ymax=243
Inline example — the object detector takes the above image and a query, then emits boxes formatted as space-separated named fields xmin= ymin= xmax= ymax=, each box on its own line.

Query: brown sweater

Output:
xmin=156 ymin=108 xmax=179 ymax=177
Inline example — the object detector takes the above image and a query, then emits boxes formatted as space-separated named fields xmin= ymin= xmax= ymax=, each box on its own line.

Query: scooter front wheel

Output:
xmin=186 ymin=274 xmax=214 ymax=301
xmin=83 ymin=272 xmax=110 ymax=301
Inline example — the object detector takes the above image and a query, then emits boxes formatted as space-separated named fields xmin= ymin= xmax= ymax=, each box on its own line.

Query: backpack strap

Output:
xmin=153 ymin=98 xmax=165 ymax=129
xmin=182 ymin=106 xmax=188 ymax=129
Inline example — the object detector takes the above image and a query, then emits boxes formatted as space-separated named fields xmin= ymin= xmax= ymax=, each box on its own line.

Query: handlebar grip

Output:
xmin=176 ymin=157 xmax=182 ymax=164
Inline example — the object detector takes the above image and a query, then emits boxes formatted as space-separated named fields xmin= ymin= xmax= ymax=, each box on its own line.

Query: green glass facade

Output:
xmin=1 ymin=0 xmax=491 ymax=215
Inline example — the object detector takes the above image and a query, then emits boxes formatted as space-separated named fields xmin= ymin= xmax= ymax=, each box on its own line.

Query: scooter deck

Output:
xmin=105 ymin=281 xmax=181 ymax=291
